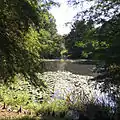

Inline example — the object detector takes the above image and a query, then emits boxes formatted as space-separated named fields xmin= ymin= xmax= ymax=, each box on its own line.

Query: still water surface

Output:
xmin=42 ymin=59 xmax=97 ymax=76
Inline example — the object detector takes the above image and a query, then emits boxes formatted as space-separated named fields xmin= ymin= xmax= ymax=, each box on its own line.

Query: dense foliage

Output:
xmin=68 ymin=0 xmax=120 ymax=89
xmin=67 ymin=1 xmax=120 ymax=116
xmin=0 ymin=0 xmax=63 ymax=85
xmin=65 ymin=19 xmax=94 ymax=59
xmin=1 ymin=0 xmax=120 ymax=119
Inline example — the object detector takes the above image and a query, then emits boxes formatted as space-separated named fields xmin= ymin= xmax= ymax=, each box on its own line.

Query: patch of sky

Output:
xmin=49 ymin=0 xmax=93 ymax=35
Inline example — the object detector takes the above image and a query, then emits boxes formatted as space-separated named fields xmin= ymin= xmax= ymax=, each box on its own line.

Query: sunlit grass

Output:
xmin=0 ymin=116 xmax=38 ymax=120
xmin=0 ymin=116 xmax=66 ymax=120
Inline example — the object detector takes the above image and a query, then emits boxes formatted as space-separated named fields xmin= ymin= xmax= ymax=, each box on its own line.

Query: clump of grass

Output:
xmin=0 ymin=74 xmax=48 ymax=112
xmin=36 ymin=99 xmax=68 ymax=117
xmin=0 ymin=85 xmax=30 ymax=109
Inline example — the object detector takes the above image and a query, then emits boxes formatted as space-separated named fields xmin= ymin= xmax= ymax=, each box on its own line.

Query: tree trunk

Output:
xmin=2 ymin=102 xmax=6 ymax=109
xmin=17 ymin=106 xmax=22 ymax=113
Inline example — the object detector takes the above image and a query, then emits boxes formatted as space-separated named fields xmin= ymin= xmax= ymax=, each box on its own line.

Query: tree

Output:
xmin=68 ymin=0 xmax=120 ymax=97
xmin=65 ymin=19 xmax=94 ymax=59
xmin=38 ymin=11 xmax=64 ymax=59
xmin=0 ymin=0 xmax=59 ymax=85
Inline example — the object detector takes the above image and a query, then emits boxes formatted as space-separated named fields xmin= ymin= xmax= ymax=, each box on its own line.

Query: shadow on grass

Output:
xmin=0 ymin=102 xmax=115 ymax=120
xmin=37 ymin=102 xmax=114 ymax=120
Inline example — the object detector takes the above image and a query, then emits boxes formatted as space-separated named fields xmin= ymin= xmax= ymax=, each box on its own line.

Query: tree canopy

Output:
xmin=67 ymin=0 xmax=120 ymax=97
xmin=65 ymin=19 xmax=94 ymax=59
xmin=0 ymin=0 xmax=62 ymax=85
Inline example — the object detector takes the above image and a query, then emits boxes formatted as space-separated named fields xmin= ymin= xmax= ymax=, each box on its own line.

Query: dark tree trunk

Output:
xmin=17 ymin=106 xmax=22 ymax=113
xmin=2 ymin=102 xmax=6 ymax=109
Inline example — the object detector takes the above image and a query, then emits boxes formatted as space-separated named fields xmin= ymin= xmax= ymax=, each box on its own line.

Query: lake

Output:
xmin=42 ymin=59 xmax=97 ymax=76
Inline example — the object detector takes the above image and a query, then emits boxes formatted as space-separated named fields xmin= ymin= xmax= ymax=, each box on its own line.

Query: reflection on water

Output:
xmin=42 ymin=59 xmax=97 ymax=76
